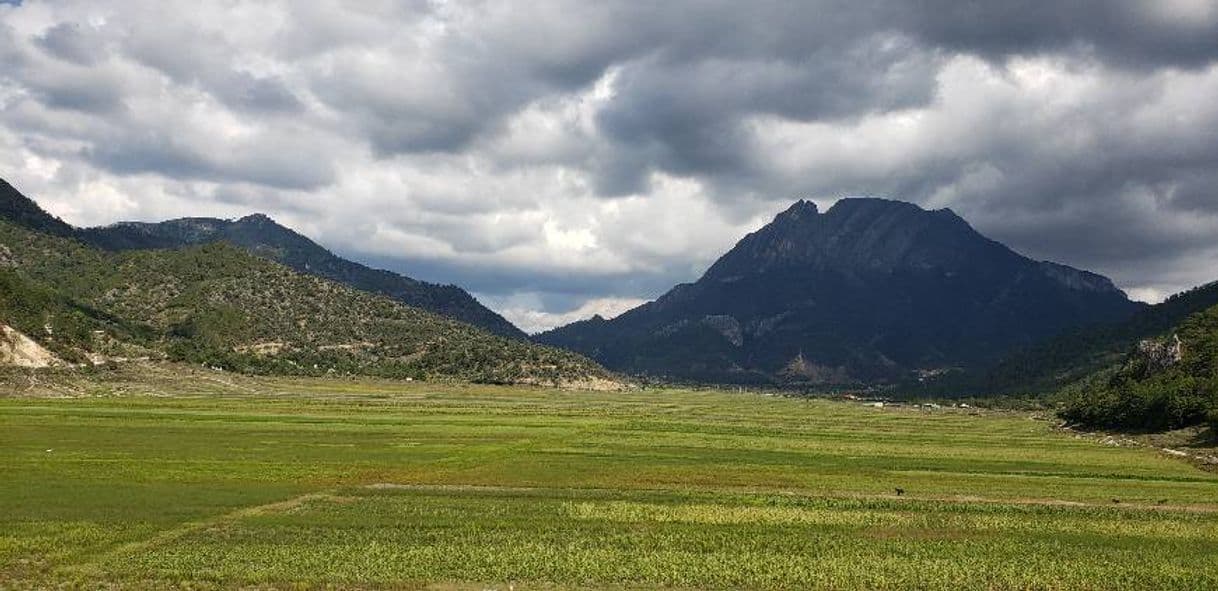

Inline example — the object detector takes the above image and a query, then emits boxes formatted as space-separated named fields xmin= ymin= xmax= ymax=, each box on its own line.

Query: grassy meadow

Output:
xmin=2 ymin=367 xmax=1217 ymax=590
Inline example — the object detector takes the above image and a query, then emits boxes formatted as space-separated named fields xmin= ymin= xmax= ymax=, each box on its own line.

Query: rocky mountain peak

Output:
xmin=540 ymin=195 xmax=1143 ymax=384
xmin=705 ymin=197 xmax=1000 ymax=280
xmin=777 ymin=199 xmax=819 ymax=220
xmin=235 ymin=213 xmax=276 ymax=226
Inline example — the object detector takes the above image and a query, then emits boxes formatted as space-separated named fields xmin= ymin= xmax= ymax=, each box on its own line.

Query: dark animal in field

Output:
xmin=1111 ymin=498 xmax=1120 ymax=504
xmin=1158 ymin=499 xmax=1168 ymax=505
xmin=895 ymin=488 xmax=905 ymax=496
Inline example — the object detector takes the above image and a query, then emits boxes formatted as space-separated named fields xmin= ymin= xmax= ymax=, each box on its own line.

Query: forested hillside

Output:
xmin=80 ymin=214 xmax=528 ymax=339
xmin=1059 ymin=302 xmax=1218 ymax=433
xmin=1 ymin=177 xmax=527 ymax=339
xmin=980 ymin=282 xmax=1218 ymax=395
xmin=0 ymin=220 xmax=615 ymax=387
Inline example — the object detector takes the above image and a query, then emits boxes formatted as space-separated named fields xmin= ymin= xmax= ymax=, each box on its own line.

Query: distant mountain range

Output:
xmin=6 ymin=176 xmax=1204 ymax=392
xmin=0 ymin=179 xmax=524 ymax=339
xmin=0 ymin=179 xmax=610 ymax=386
xmin=538 ymin=198 xmax=1145 ymax=385
xmin=5 ymin=177 xmax=1211 ymax=432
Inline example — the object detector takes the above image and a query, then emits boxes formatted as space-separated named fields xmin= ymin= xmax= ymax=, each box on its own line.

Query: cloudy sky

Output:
xmin=2 ymin=1 xmax=1217 ymax=333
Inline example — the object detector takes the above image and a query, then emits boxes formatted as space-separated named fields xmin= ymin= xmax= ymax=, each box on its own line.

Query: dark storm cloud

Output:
xmin=579 ymin=1 xmax=1218 ymax=200
xmin=35 ymin=22 xmax=105 ymax=66
xmin=210 ymin=184 xmax=316 ymax=215
xmin=305 ymin=2 xmax=643 ymax=156
xmin=85 ymin=130 xmax=336 ymax=191
xmin=898 ymin=0 xmax=1218 ymax=69
xmin=592 ymin=34 xmax=941 ymax=195
xmin=337 ymin=0 xmax=1218 ymax=162
xmin=119 ymin=34 xmax=304 ymax=115
xmin=213 ymin=72 xmax=303 ymax=114
xmin=2 ymin=0 xmax=1217 ymax=329
xmin=1169 ymin=170 xmax=1218 ymax=212
xmin=26 ymin=74 xmax=125 ymax=113
xmin=0 ymin=24 xmax=124 ymax=114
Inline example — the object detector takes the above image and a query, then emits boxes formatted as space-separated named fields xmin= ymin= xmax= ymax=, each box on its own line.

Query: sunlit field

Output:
xmin=3 ymin=369 xmax=1217 ymax=590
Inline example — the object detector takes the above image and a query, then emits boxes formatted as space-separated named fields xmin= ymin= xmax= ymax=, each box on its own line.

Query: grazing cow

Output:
xmin=1111 ymin=498 xmax=1120 ymax=504
xmin=895 ymin=488 xmax=905 ymax=496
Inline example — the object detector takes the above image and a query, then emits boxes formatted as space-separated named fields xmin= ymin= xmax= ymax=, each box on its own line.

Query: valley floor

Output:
xmin=2 ymin=366 xmax=1217 ymax=590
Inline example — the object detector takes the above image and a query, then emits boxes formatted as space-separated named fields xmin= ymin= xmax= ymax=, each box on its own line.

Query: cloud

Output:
xmin=747 ymin=55 xmax=1218 ymax=289
xmin=898 ymin=0 xmax=1218 ymax=69
xmin=480 ymin=293 xmax=650 ymax=335
xmin=1 ymin=0 xmax=1216 ymax=331
xmin=35 ymin=22 xmax=106 ymax=66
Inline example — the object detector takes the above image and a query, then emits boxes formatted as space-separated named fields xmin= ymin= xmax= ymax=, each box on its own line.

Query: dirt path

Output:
xmin=64 ymin=490 xmax=338 ymax=578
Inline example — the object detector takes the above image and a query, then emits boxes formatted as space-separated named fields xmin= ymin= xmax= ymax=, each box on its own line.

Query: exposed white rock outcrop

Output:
xmin=0 ymin=324 xmax=63 ymax=368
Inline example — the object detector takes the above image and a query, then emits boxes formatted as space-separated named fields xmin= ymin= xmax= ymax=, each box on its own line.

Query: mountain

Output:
xmin=538 ymin=198 xmax=1144 ymax=385
xmin=0 ymin=179 xmax=76 ymax=238
xmin=975 ymin=280 xmax=1218 ymax=395
xmin=0 ymin=217 xmax=614 ymax=387
xmin=78 ymin=215 xmax=527 ymax=339
xmin=0 ymin=177 xmax=525 ymax=339
xmin=1058 ymin=298 xmax=1218 ymax=433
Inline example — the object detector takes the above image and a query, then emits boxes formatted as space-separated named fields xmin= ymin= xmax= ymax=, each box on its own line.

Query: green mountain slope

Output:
xmin=961 ymin=281 xmax=1218 ymax=396
xmin=0 ymin=219 xmax=614 ymax=386
xmin=78 ymin=215 xmax=529 ymax=340
xmin=0 ymin=177 xmax=527 ymax=339
xmin=0 ymin=267 xmax=157 ymax=365
xmin=1058 ymin=301 xmax=1218 ymax=432
xmin=0 ymin=179 xmax=76 ymax=238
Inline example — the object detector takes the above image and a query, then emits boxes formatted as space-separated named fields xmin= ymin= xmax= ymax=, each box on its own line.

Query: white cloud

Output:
xmin=484 ymin=293 xmax=650 ymax=335
xmin=1 ymin=1 xmax=1216 ymax=330
xmin=1125 ymin=287 xmax=1167 ymax=304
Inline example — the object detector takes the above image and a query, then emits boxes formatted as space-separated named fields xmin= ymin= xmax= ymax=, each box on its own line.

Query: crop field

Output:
xmin=3 ymin=368 xmax=1218 ymax=590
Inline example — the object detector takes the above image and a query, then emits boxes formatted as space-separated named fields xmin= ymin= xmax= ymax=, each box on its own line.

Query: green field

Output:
xmin=3 ymin=369 xmax=1217 ymax=590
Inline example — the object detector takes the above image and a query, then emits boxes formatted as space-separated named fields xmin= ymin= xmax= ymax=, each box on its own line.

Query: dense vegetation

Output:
xmin=79 ymin=214 xmax=528 ymax=339
xmin=0 ymin=177 xmax=526 ymax=339
xmin=2 ymin=375 xmax=1216 ymax=589
xmin=0 ymin=179 xmax=76 ymax=239
xmin=1059 ymin=303 xmax=1218 ymax=433
xmin=0 ymin=269 xmax=158 ymax=364
xmin=0 ymin=220 xmax=611 ymax=385
xmin=980 ymin=281 xmax=1218 ymax=395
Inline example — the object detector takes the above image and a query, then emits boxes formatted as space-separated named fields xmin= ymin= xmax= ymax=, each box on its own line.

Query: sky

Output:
xmin=1 ymin=1 xmax=1217 ymax=333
